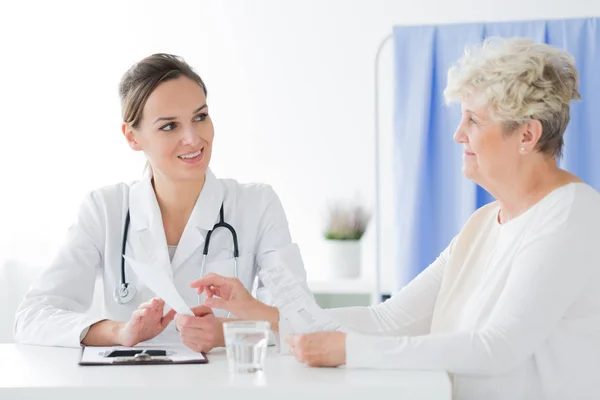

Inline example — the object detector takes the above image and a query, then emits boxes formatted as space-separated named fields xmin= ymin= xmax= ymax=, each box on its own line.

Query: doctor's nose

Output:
xmin=181 ymin=125 xmax=201 ymax=146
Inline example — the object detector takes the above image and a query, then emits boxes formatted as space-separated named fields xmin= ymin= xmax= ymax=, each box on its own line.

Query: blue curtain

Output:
xmin=393 ymin=18 xmax=600 ymax=288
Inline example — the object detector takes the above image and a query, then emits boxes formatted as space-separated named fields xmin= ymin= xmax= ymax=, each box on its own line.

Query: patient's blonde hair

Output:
xmin=444 ymin=37 xmax=581 ymax=158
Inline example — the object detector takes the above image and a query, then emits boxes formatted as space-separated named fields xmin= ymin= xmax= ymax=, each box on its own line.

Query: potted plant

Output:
xmin=323 ymin=201 xmax=370 ymax=278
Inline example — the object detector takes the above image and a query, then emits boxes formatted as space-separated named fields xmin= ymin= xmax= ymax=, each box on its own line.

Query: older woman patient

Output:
xmin=191 ymin=38 xmax=600 ymax=400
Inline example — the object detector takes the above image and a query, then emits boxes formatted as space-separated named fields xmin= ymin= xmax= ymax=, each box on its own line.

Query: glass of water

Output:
xmin=223 ymin=320 xmax=270 ymax=373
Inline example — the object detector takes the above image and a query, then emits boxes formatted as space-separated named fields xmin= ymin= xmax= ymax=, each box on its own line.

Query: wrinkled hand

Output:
xmin=118 ymin=298 xmax=175 ymax=347
xmin=175 ymin=305 xmax=224 ymax=353
xmin=286 ymin=332 xmax=347 ymax=367
xmin=190 ymin=273 xmax=259 ymax=319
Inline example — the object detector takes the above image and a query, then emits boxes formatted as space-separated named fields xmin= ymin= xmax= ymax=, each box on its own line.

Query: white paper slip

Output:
xmin=258 ymin=244 xmax=342 ymax=334
xmin=123 ymin=255 xmax=194 ymax=316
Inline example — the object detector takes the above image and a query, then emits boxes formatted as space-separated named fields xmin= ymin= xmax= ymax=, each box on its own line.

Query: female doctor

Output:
xmin=13 ymin=53 xmax=308 ymax=352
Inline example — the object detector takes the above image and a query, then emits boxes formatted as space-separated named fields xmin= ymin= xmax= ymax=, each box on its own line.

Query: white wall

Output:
xmin=1 ymin=0 xmax=598 ymax=294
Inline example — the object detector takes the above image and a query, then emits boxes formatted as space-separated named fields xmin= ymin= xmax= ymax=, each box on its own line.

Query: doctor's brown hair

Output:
xmin=119 ymin=53 xmax=208 ymax=128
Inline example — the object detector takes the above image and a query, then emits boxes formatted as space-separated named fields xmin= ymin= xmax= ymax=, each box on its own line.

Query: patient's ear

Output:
xmin=122 ymin=123 xmax=142 ymax=151
xmin=519 ymin=119 xmax=543 ymax=152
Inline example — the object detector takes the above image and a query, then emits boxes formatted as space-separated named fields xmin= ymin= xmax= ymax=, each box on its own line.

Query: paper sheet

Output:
xmin=258 ymin=244 xmax=342 ymax=334
xmin=123 ymin=255 xmax=194 ymax=316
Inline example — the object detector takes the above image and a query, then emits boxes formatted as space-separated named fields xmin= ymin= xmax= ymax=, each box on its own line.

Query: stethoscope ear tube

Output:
xmin=115 ymin=210 xmax=135 ymax=304
xmin=120 ymin=211 xmax=131 ymax=288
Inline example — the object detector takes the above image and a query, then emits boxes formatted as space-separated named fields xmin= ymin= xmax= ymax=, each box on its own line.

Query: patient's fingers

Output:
xmin=190 ymin=273 xmax=229 ymax=289
xmin=204 ymin=286 xmax=219 ymax=298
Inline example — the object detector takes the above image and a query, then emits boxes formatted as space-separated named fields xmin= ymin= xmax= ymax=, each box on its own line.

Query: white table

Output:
xmin=0 ymin=344 xmax=452 ymax=400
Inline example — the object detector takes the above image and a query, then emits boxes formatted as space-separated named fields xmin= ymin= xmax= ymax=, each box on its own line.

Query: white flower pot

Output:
xmin=325 ymin=239 xmax=361 ymax=279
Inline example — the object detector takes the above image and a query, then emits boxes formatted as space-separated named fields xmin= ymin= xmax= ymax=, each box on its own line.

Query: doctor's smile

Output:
xmin=177 ymin=148 xmax=204 ymax=163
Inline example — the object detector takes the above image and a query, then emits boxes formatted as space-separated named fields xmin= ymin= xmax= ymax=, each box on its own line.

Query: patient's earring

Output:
xmin=520 ymin=147 xmax=526 ymax=154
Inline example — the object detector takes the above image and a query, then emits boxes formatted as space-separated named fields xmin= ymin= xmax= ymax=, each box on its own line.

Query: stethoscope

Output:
xmin=113 ymin=203 xmax=240 ymax=305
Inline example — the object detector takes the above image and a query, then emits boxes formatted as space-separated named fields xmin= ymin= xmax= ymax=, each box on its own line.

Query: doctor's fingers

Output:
xmin=178 ymin=322 xmax=219 ymax=346
xmin=130 ymin=307 xmax=163 ymax=324
xmin=190 ymin=305 xmax=213 ymax=317
xmin=178 ymin=313 xmax=218 ymax=330
xmin=138 ymin=298 xmax=164 ymax=311
xmin=181 ymin=336 xmax=211 ymax=353
xmin=161 ymin=309 xmax=177 ymax=328
xmin=179 ymin=325 xmax=217 ymax=343
xmin=130 ymin=309 xmax=148 ymax=324
xmin=175 ymin=311 xmax=217 ymax=331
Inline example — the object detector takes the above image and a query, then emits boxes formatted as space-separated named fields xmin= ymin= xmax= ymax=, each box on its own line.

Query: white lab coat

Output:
xmin=13 ymin=169 xmax=310 ymax=347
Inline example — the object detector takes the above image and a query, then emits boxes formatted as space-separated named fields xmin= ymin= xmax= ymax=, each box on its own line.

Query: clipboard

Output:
xmin=79 ymin=344 xmax=208 ymax=366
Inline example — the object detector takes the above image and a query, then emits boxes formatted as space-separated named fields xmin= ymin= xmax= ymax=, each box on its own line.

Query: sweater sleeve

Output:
xmin=345 ymin=210 xmax=598 ymax=376
xmin=327 ymin=240 xmax=451 ymax=336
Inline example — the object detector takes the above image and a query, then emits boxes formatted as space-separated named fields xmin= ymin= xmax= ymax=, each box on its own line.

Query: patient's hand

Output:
xmin=287 ymin=332 xmax=347 ymax=368
xmin=118 ymin=298 xmax=175 ymax=347
xmin=190 ymin=273 xmax=258 ymax=319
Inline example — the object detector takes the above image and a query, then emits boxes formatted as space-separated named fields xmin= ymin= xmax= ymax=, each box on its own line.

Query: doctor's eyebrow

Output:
xmin=153 ymin=104 xmax=207 ymax=124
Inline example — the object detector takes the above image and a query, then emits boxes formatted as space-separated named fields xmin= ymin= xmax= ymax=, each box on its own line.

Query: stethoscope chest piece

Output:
xmin=113 ymin=283 xmax=136 ymax=305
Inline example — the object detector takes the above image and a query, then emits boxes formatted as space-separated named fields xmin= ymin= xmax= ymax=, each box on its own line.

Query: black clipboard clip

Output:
xmin=100 ymin=349 xmax=174 ymax=364
xmin=112 ymin=352 xmax=174 ymax=364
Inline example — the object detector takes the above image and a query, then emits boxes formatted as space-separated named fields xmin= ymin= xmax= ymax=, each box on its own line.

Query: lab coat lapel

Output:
xmin=128 ymin=171 xmax=173 ymax=280
xmin=170 ymin=169 xmax=224 ymax=273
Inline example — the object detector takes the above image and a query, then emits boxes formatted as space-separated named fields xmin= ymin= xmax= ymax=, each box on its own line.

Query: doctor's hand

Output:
xmin=175 ymin=305 xmax=224 ymax=353
xmin=118 ymin=298 xmax=176 ymax=347
xmin=286 ymin=332 xmax=347 ymax=368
